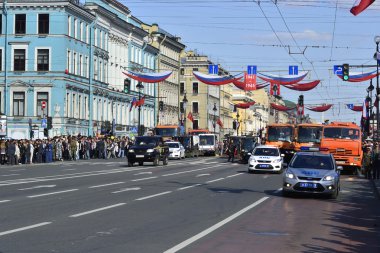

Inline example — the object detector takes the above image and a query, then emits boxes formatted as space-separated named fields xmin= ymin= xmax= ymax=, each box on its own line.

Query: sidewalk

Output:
xmin=357 ymin=168 xmax=380 ymax=200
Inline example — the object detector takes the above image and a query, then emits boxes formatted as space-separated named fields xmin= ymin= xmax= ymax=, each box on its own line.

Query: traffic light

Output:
xmin=233 ymin=121 xmax=237 ymax=130
xmin=30 ymin=130 xmax=34 ymax=139
xmin=43 ymin=128 xmax=48 ymax=137
xmin=159 ymin=101 xmax=164 ymax=111
xmin=124 ymin=78 xmax=131 ymax=93
xmin=298 ymin=95 xmax=304 ymax=106
xmin=342 ymin=63 xmax=349 ymax=81
xmin=47 ymin=116 xmax=52 ymax=130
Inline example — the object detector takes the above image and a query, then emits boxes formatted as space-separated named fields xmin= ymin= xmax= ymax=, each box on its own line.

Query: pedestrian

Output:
xmin=227 ymin=140 xmax=236 ymax=162
xmin=0 ymin=140 xmax=6 ymax=165
xmin=45 ymin=140 xmax=53 ymax=163
xmin=26 ymin=141 xmax=34 ymax=164
xmin=8 ymin=140 xmax=16 ymax=165
xmin=363 ymin=147 xmax=372 ymax=179
xmin=372 ymin=142 xmax=380 ymax=180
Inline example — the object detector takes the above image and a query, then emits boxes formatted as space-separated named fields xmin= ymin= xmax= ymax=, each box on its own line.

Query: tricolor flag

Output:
xmin=129 ymin=97 xmax=137 ymax=112
xmin=136 ymin=96 xmax=145 ymax=107
xmin=217 ymin=118 xmax=224 ymax=128
xmin=187 ymin=112 xmax=194 ymax=123
xmin=350 ymin=0 xmax=375 ymax=16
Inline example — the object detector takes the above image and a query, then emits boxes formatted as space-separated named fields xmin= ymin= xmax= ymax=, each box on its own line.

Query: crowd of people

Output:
xmin=0 ymin=136 xmax=134 ymax=166
xmin=362 ymin=140 xmax=380 ymax=179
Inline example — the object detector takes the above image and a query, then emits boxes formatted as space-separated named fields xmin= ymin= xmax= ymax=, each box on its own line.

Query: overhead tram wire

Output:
xmin=329 ymin=0 xmax=338 ymax=62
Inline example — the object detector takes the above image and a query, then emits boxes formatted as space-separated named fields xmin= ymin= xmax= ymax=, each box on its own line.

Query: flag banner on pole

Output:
xmin=135 ymin=96 xmax=145 ymax=107
xmin=244 ymin=73 xmax=257 ymax=90
xmin=346 ymin=104 xmax=363 ymax=112
xmin=192 ymin=71 xmax=241 ymax=85
xmin=233 ymin=78 xmax=269 ymax=91
xmin=305 ymin=104 xmax=333 ymax=112
xmin=234 ymin=101 xmax=256 ymax=109
xmin=270 ymin=83 xmax=281 ymax=96
xmin=129 ymin=97 xmax=137 ymax=112
xmin=336 ymin=69 xmax=379 ymax=82
xmin=282 ymin=80 xmax=321 ymax=91
xmin=258 ymin=71 xmax=308 ymax=85
xmin=297 ymin=105 xmax=305 ymax=116
xmin=123 ymin=70 xmax=172 ymax=83
xmin=217 ymin=118 xmax=224 ymax=128
xmin=350 ymin=0 xmax=375 ymax=16
xmin=270 ymin=103 xmax=296 ymax=111
xmin=187 ymin=112 xmax=194 ymax=122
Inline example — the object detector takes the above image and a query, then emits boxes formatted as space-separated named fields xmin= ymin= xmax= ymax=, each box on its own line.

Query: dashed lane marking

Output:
xmin=136 ymin=191 xmax=172 ymax=201
xmin=131 ymin=176 xmax=157 ymax=182
xmin=88 ymin=182 xmax=125 ymax=189
xmin=27 ymin=189 xmax=78 ymax=198
xmin=112 ymin=187 xmax=141 ymax=194
xmin=0 ymin=200 xmax=11 ymax=203
xmin=1 ymin=174 xmax=20 ymax=177
xmin=69 ymin=203 xmax=126 ymax=218
xmin=205 ymin=178 xmax=224 ymax=184
xmin=0 ymin=222 xmax=52 ymax=237
xmin=177 ymin=184 xmax=203 ymax=191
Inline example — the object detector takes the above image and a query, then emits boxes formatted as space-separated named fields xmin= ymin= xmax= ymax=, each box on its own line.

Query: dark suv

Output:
xmin=127 ymin=136 xmax=169 ymax=167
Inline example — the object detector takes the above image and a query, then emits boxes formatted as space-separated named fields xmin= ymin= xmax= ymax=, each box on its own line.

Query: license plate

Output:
xmin=259 ymin=164 xmax=270 ymax=168
xmin=136 ymin=155 xmax=144 ymax=158
xmin=300 ymin=183 xmax=317 ymax=188
xmin=336 ymin=161 xmax=345 ymax=164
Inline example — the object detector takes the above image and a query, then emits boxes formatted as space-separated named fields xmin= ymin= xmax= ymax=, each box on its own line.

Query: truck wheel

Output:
xmin=163 ymin=156 xmax=169 ymax=165
xmin=153 ymin=156 xmax=159 ymax=166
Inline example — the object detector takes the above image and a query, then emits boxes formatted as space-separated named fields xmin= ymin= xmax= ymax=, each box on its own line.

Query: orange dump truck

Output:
xmin=294 ymin=123 xmax=323 ymax=152
xmin=320 ymin=122 xmax=363 ymax=173
xmin=265 ymin=124 xmax=296 ymax=162
xmin=154 ymin=125 xmax=181 ymax=141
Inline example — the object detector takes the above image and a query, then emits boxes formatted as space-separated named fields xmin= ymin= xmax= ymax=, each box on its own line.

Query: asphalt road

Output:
xmin=0 ymin=157 xmax=379 ymax=253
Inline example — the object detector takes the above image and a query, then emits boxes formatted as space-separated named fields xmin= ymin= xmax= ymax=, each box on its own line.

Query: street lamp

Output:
xmin=182 ymin=92 xmax=188 ymax=135
xmin=368 ymin=80 xmax=375 ymax=138
xmin=212 ymin=103 xmax=217 ymax=135
xmin=136 ymin=81 xmax=144 ymax=136
xmin=374 ymin=35 xmax=380 ymax=140
xmin=236 ymin=112 xmax=240 ymax=136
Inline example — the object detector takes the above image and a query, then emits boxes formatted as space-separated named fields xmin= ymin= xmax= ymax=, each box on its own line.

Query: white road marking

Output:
xmin=177 ymin=184 xmax=202 ymax=191
xmin=162 ymin=165 xmax=224 ymax=177
xmin=69 ymin=203 xmax=126 ymax=218
xmin=1 ymin=174 xmax=20 ymax=177
xmin=62 ymin=169 xmax=77 ymax=171
xmin=263 ymin=175 xmax=269 ymax=179
xmin=196 ymin=174 xmax=210 ymax=177
xmin=27 ymin=189 xmax=78 ymax=198
xmin=164 ymin=197 xmax=269 ymax=253
xmin=10 ymin=169 xmax=26 ymax=172
xmin=134 ymin=172 xmax=153 ymax=175
xmin=0 ymin=222 xmax=52 ymax=237
xmin=274 ymin=188 xmax=283 ymax=194
xmin=88 ymin=182 xmax=125 ymax=189
xmin=19 ymin=185 xmax=56 ymax=191
xmin=0 ymin=200 xmax=11 ymax=203
xmin=206 ymin=178 xmax=224 ymax=184
xmin=112 ymin=187 xmax=141 ymax=194
xmin=340 ymin=190 xmax=351 ymax=193
xmin=226 ymin=173 xmax=243 ymax=178
xmin=131 ymin=176 xmax=157 ymax=182
xmin=136 ymin=191 xmax=172 ymax=201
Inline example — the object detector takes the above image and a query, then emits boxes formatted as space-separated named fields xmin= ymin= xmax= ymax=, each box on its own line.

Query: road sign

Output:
xmin=244 ymin=73 xmax=257 ymax=90
xmin=247 ymin=65 xmax=257 ymax=75
xmin=41 ymin=118 xmax=47 ymax=128
xmin=289 ymin=65 xmax=298 ymax=75
xmin=208 ymin=65 xmax=218 ymax=75
xmin=333 ymin=65 xmax=342 ymax=75
xmin=41 ymin=101 xmax=46 ymax=109
xmin=131 ymin=126 xmax=138 ymax=133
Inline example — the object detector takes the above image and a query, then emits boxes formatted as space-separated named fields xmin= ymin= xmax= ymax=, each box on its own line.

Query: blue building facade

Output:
xmin=0 ymin=0 xmax=158 ymax=139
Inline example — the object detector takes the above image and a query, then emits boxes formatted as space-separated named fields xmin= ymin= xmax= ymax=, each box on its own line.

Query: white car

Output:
xmin=248 ymin=145 xmax=283 ymax=173
xmin=167 ymin=142 xmax=185 ymax=159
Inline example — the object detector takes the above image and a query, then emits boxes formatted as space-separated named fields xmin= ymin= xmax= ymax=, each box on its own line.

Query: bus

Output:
xmin=188 ymin=129 xmax=211 ymax=135
xmin=294 ymin=123 xmax=323 ymax=152
xmin=320 ymin=122 xmax=363 ymax=173
xmin=265 ymin=124 xmax=296 ymax=162
xmin=154 ymin=125 xmax=180 ymax=141
xmin=199 ymin=134 xmax=217 ymax=156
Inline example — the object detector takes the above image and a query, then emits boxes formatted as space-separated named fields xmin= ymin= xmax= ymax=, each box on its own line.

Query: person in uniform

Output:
xmin=363 ymin=147 xmax=372 ymax=179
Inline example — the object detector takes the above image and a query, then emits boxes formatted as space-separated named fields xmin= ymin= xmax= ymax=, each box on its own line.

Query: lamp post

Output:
xmin=368 ymin=80 xmax=375 ymax=138
xmin=212 ymin=103 xmax=217 ymax=135
xmin=182 ymin=92 xmax=188 ymax=135
xmin=136 ymin=81 xmax=144 ymax=136
xmin=375 ymin=35 xmax=380 ymax=140
xmin=236 ymin=112 xmax=240 ymax=136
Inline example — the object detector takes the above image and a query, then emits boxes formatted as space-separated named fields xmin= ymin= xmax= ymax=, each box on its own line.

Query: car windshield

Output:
xmin=291 ymin=155 xmax=333 ymax=170
xmin=253 ymin=148 xmax=279 ymax=156
xmin=155 ymin=128 xmax=178 ymax=137
xmin=268 ymin=127 xmax=293 ymax=142
xmin=241 ymin=138 xmax=256 ymax=150
xmin=200 ymin=136 xmax=214 ymax=145
xmin=323 ymin=127 xmax=360 ymax=140
xmin=135 ymin=137 xmax=159 ymax=146
xmin=168 ymin=143 xmax=179 ymax=148
xmin=298 ymin=126 xmax=322 ymax=143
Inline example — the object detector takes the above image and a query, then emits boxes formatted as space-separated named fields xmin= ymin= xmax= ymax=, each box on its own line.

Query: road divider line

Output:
xmin=226 ymin=173 xmax=243 ymax=178
xmin=136 ymin=191 xmax=172 ymax=201
xmin=0 ymin=222 xmax=52 ymax=237
xmin=27 ymin=189 xmax=78 ymax=198
xmin=89 ymin=182 xmax=125 ymax=189
xmin=19 ymin=185 xmax=56 ymax=191
xmin=112 ymin=187 xmax=141 ymax=194
xmin=0 ymin=200 xmax=11 ymax=203
xmin=177 ymin=184 xmax=202 ymax=191
xmin=206 ymin=178 xmax=224 ymax=184
xmin=69 ymin=203 xmax=126 ymax=218
xmin=164 ymin=197 xmax=269 ymax=253
xmin=1 ymin=174 xmax=20 ymax=177
xmin=196 ymin=174 xmax=210 ymax=177
xmin=131 ymin=176 xmax=157 ymax=182
xmin=162 ymin=165 xmax=224 ymax=177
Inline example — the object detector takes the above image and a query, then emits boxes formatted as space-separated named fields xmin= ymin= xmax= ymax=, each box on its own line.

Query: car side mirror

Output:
xmin=281 ymin=154 xmax=285 ymax=157
xmin=283 ymin=163 xmax=288 ymax=169
xmin=337 ymin=166 xmax=343 ymax=171
xmin=247 ymin=153 xmax=252 ymax=156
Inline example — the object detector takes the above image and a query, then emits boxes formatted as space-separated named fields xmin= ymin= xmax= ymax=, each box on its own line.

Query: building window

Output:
xmin=13 ymin=92 xmax=25 ymax=116
xmin=79 ymin=55 xmax=82 ymax=76
xmin=15 ymin=14 xmax=26 ymax=34
xmin=73 ymin=52 xmax=76 ymax=75
xmin=180 ymin=82 xmax=185 ymax=95
xmin=14 ymin=49 xmax=26 ymax=71
xmin=192 ymin=102 xmax=198 ymax=114
xmin=0 ymin=49 xmax=2 ymax=71
xmin=180 ymin=68 xmax=184 ymax=75
xmin=0 ymin=14 xmax=2 ymax=34
xmin=78 ymin=95 xmax=82 ymax=119
xmin=180 ymin=102 xmax=184 ymax=113
xmin=37 ymin=92 xmax=48 ymax=117
xmin=192 ymin=82 xmax=198 ymax=94
xmin=38 ymin=14 xmax=49 ymax=34
xmin=193 ymin=120 xmax=199 ymax=130
xmin=193 ymin=68 xmax=198 ymax=71
xmin=73 ymin=18 xmax=77 ymax=39
xmin=37 ymin=49 xmax=49 ymax=71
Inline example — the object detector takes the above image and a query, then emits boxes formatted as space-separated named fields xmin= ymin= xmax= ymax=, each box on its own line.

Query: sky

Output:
xmin=118 ymin=0 xmax=380 ymax=124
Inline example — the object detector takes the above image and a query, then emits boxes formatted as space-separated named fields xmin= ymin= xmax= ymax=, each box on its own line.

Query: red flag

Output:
xmin=297 ymin=105 xmax=304 ymax=116
xmin=187 ymin=112 xmax=194 ymax=123
xmin=136 ymin=96 xmax=145 ymax=107
xmin=350 ymin=0 xmax=375 ymax=16
xmin=217 ymin=118 xmax=224 ymax=128
xmin=270 ymin=83 xmax=281 ymax=96
xmin=374 ymin=97 xmax=379 ymax=108
xmin=129 ymin=97 xmax=137 ymax=112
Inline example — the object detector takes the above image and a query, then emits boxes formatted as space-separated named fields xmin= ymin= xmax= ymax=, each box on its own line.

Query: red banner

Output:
xmin=270 ymin=83 xmax=281 ymax=96
xmin=244 ymin=73 xmax=257 ymax=91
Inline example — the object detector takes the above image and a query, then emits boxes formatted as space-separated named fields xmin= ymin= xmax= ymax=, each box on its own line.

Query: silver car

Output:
xmin=282 ymin=151 xmax=342 ymax=199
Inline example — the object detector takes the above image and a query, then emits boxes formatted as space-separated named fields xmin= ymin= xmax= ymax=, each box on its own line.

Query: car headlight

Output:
xmin=323 ymin=175 xmax=334 ymax=181
xmin=147 ymin=149 xmax=154 ymax=153
xmin=249 ymin=158 xmax=256 ymax=163
xmin=273 ymin=158 xmax=282 ymax=163
xmin=128 ymin=149 xmax=135 ymax=153
xmin=286 ymin=172 xmax=295 ymax=179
